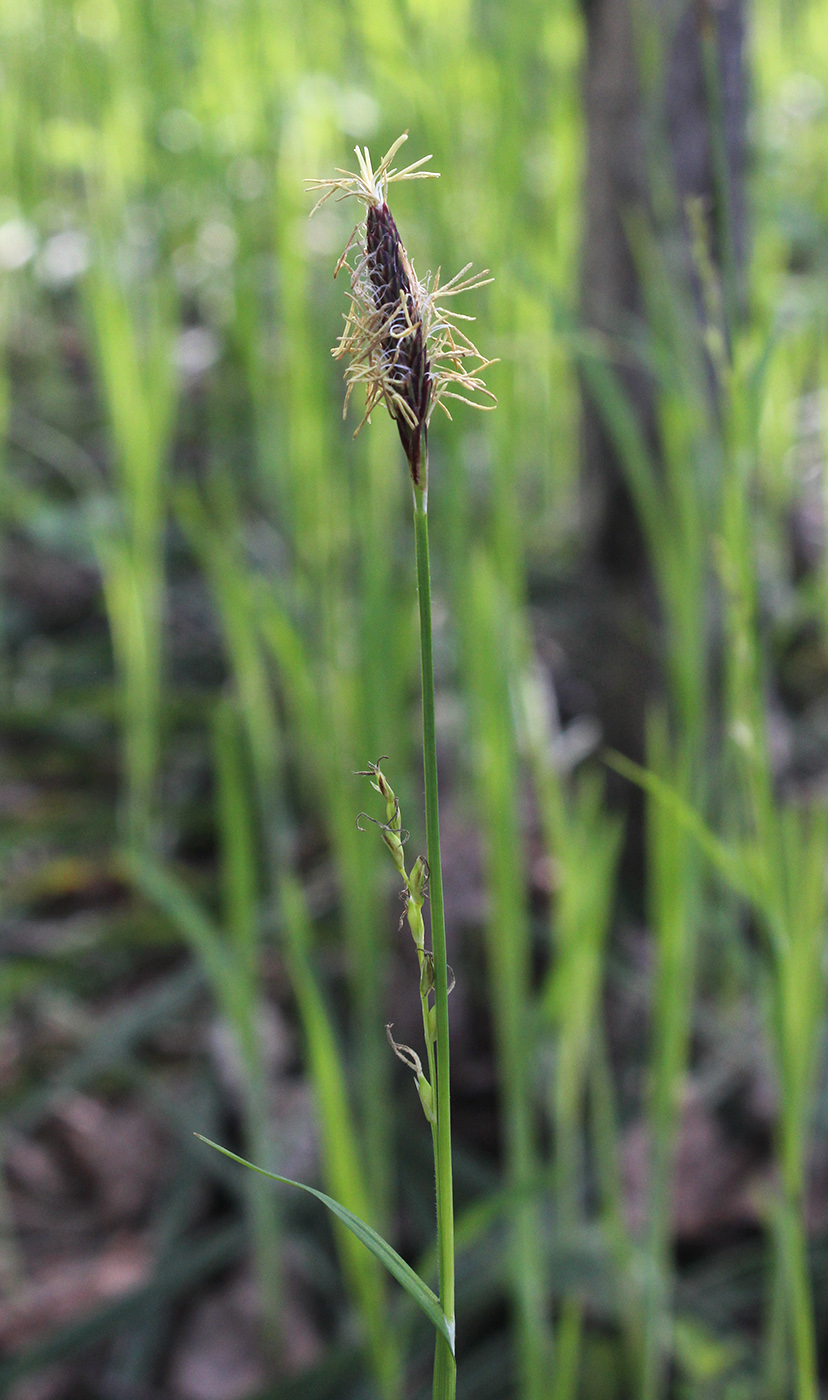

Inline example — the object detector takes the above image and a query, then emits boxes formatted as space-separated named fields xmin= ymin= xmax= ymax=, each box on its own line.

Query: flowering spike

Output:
xmin=307 ymin=134 xmax=496 ymax=489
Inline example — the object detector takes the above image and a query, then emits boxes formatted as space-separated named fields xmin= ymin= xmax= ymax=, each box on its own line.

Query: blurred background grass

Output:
xmin=3 ymin=0 xmax=828 ymax=1397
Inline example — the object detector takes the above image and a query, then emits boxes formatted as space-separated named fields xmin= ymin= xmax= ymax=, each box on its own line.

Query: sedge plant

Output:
xmin=199 ymin=134 xmax=495 ymax=1400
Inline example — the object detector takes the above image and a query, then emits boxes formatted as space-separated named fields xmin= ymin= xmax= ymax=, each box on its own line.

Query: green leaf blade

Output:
xmin=194 ymin=1136 xmax=454 ymax=1354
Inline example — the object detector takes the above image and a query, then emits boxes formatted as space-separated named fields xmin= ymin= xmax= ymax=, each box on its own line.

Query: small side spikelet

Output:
xmin=307 ymin=133 xmax=496 ymax=488
xmin=357 ymin=760 xmax=439 ymax=1124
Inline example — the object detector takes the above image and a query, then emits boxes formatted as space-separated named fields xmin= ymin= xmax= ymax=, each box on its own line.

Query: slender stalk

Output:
xmin=763 ymin=1205 xmax=789 ymax=1400
xmin=552 ymin=1091 xmax=582 ymax=1400
xmin=240 ymin=1046 xmax=283 ymax=1364
xmin=590 ymin=1026 xmax=644 ymax=1388
xmin=779 ymin=1157 xmax=818 ymax=1400
xmin=698 ymin=1 xmax=737 ymax=340
xmin=413 ymin=478 xmax=456 ymax=1400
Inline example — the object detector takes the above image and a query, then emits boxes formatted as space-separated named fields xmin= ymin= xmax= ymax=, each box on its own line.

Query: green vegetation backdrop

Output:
xmin=2 ymin=1 xmax=828 ymax=1398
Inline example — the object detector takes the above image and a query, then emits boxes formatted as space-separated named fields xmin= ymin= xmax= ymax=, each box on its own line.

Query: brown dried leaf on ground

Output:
xmin=168 ymin=1272 xmax=266 ymax=1400
xmin=0 ymin=1233 xmax=150 ymax=1350
xmin=6 ymin=1093 xmax=170 ymax=1242
xmin=622 ymin=1082 xmax=768 ymax=1241
xmin=167 ymin=1266 xmax=324 ymax=1400
xmin=51 ymin=1094 xmax=170 ymax=1224
xmin=6 ymin=1361 xmax=74 ymax=1400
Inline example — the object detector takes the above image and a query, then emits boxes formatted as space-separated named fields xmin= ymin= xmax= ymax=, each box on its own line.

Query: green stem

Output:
xmin=552 ymin=1108 xmax=582 ymax=1400
xmin=778 ymin=1169 xmax=818 ymax=1400
xmin=763 ymin=1206 xmax=789 ymax=1400
xmin=590 ymin=1027 xmax=644 ymax=1389
xmin=552 ymin=1299 xmax=583 ymax=1400
xmin=698 ymin=4 xmax=737 ymax=340
xmin=238 ymin=1020 xmax=283 ymax=1365
xmin=413 ymin=480 xmax=456 ymax=1400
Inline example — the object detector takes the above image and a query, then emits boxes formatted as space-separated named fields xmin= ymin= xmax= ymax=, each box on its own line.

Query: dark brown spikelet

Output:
xmin=366 ymin=202 xmax=430 ymax=486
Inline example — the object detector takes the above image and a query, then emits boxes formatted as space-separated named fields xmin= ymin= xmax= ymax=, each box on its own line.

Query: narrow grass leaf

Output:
xmin=128 ymin=854 xmax=233 ymax=994
xmin=279 ymin=878 xmax=392 ymax=1348
xmin=605 ymin=748 xmax=748 ymax=898
xmin=194 ymin=1135 xmax=454 ymax=1353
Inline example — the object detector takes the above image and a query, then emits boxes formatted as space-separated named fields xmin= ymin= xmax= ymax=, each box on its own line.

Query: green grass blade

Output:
xmin=213 ymin=699 xmax=258 ymax=984
xmin=464 ymin=552 xmax=549 ymax=1399
xmin=127 ymin=853 xmax=234 ymax=996
xmin=605 ymin=748 xmax=748 ymax=898
xmin=194 ymin=1135 xmax=455 ymax=1354
xmin=280 ymin=875 xmax=401 ymax=1399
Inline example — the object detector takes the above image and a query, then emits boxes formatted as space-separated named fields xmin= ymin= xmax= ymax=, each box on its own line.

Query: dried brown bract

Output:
xmin=307 ymin=133 xmax=496 ymax=489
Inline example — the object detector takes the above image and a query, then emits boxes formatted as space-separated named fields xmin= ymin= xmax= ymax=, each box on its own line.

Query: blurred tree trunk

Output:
xmin=580 ymin=0 xmax=746 ymax=574
xmin=571 ymin=0 xmax=746 ymax=860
